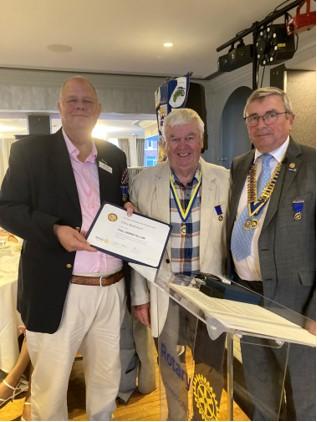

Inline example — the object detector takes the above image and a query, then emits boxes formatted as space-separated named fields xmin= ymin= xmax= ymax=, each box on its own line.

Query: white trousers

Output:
xmin=26 ymin=279 xmax=126 ymax=421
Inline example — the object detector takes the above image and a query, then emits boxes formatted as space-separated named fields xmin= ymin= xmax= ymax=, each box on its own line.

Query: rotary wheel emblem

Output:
xmin=192 ymin=373 xmax=219 ymax=420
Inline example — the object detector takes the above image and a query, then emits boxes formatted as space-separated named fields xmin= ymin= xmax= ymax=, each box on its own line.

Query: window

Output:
xmin=145 ymin=156 xmax=157 ymax=167
xmin=144 ymin=134 xmax=158 ymax=167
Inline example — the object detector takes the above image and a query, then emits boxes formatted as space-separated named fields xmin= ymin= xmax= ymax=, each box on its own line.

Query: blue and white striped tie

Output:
xmin=231 ymin=153 xmax=273 ymax=261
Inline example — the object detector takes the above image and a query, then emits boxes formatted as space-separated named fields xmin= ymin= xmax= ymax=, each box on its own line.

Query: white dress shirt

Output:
xmin=233 ymin=137 xmax=290 ymax=281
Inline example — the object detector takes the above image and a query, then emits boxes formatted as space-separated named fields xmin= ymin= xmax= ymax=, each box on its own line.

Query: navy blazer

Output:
xmin=0 ymin=129 xmax=128 ymax=333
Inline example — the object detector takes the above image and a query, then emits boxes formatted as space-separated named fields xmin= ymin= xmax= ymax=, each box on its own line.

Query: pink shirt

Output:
xmin=63 ymin=130 xmax=122 ymax=276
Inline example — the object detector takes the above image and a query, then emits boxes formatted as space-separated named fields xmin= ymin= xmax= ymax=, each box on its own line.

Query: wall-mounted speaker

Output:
xmin=28 ymin=115 xmax=50 ymax=135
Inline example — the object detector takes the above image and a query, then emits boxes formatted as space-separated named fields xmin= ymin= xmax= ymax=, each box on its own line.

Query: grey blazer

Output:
xmin=227 ymin=138 xmax=316 ymax=319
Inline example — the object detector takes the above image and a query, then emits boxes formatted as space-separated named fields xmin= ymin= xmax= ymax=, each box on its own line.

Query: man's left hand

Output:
xmin=124 ymin=201 xmax=137 ymax=216
xmin=132 ymin=303 xmax=150 ymax=326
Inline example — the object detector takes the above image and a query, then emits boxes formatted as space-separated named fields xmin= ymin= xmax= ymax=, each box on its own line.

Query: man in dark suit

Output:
xmin=228 ymin=87 xmax=315 ymax=420
xmin=0 ymin=76 xmax=130 ymax=420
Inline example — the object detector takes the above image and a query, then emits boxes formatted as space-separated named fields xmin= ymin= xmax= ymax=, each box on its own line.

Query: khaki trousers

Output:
xmin=26 ymin=279 xmax=125 ymax=421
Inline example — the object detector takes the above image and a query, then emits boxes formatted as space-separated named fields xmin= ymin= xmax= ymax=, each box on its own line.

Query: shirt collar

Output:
xmin=62 ymin=128 xmax=97 ymax=163
xmin=254 ymin=136 xmax=290 ymax=164
xmin=171 ymin=164 xmax=201 ymax=188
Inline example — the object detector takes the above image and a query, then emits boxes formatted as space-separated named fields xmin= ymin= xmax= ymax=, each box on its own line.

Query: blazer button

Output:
xmin=165 ymin=258 xmax=170 ymax=264
xmin=66 ymin=263 xmax=72 ymax=269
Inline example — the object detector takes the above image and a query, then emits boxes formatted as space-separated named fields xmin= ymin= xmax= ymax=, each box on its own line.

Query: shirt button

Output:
xmin=165 ymin=259 xmax=170 ymax=264
xmin=66 ymin=263 xmax=72 ymax=269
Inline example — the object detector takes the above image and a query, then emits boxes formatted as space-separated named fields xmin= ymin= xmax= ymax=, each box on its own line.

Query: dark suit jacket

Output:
xmin=227 ymin=139 xmax=316 ymax=320
xmin=0 ymin=129 xmax=128 ymax=333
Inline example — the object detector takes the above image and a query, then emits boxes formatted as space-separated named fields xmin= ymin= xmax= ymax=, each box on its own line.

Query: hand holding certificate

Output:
xmin=86 ymin=203 xmax=171 ymax=268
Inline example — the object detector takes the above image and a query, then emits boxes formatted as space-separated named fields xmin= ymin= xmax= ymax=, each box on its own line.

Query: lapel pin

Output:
xmin=288 ymin=162 xmax=296 ymax=172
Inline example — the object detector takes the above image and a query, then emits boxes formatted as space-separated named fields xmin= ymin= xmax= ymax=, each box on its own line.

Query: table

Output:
xmin=0 ymin=236 xmax=22 ymax=373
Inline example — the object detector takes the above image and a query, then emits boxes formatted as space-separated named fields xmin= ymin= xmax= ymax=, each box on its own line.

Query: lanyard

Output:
xmin=170 ymin=173 xmax=202 ymax=223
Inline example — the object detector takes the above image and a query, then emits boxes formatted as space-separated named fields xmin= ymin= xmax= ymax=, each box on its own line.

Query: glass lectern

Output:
xmin=154 ymin=274 xmax=315 ymax=421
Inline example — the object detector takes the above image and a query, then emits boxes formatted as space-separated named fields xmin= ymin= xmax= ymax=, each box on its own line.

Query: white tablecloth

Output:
xmin=0 ymin=241 xmax=22 ymax=372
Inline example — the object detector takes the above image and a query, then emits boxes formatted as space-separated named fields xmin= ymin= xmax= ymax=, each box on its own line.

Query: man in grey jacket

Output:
xmin=228 ymin=87 xmax=315 ymax=420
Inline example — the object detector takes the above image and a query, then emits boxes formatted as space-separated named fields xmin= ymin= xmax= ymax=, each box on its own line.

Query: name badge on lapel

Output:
xmin=292 ymin=200 xmax=304 ymax=221
xmin=98 ymin=160 xmax=112 ymax=174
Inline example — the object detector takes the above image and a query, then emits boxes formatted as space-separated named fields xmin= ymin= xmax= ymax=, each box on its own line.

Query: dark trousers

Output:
xmin=237 ymin=279 xmax=316 ymax=421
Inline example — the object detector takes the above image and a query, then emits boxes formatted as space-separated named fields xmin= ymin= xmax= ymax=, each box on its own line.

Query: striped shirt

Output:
xmin=170 ymin=167 xmax=201 ymax=276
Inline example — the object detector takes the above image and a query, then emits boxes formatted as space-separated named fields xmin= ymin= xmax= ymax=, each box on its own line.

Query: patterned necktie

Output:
xmin=231 ymin=153 xmax=273 ymax=261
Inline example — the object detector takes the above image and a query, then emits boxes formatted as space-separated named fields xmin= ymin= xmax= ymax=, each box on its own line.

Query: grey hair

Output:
xmin=59 ymin=75 xmax=98 ymax=100
xmin=244 ymin=87 xmax=294 ymax=117
xmin=162 ymin=108 xmax=204 ymax=139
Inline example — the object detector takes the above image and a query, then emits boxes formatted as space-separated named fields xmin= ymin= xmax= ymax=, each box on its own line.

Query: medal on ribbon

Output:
xmin=214 ymin=205 xmax=224 ymax=221
xmin=180 ymin=223 xmax=187 ymax=235
xmin=170 ymin=173 xmax=201 ymax=236
xmin=292 ymin=200 xmax=304 ymax=221
xmin=244 ymin=219 xmax=258 ymax=230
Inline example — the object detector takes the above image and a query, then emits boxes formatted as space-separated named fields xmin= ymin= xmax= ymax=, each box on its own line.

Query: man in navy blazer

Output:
xmin=0 ymin=76 xmax=130 ymax=420
xmin=228 ymin=87 xmax=315 ymax=420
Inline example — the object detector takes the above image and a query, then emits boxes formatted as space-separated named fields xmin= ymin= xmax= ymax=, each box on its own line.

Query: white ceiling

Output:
xmin=0 ymin=0 xmax=315 ymax=138
xmin=1 ymin=0 xmax=315 ymax=79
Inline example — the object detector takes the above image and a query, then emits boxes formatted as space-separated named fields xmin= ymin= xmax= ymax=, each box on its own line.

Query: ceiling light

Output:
xmin=255 ymin=24 xmax=296 ymax=66
xmin=163 ymin=42 xmax=174 ymax=48
xmin=137 ymin=120 xmax=157 ymax=129
xmin=218 ymin=42 xmax=253 ymax=72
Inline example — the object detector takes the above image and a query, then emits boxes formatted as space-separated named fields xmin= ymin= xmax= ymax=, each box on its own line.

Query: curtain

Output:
xmin=136 ymin=138 xmax=145 ymax=167
xmin=118 ymin=138 xmax=131 ymax=167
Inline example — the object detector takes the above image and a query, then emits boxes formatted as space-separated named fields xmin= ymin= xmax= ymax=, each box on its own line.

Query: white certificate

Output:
xmin=170 ymin=284 xmax=316 ymax=348
xmin=86 ymin=203 xmax=171 ymax=268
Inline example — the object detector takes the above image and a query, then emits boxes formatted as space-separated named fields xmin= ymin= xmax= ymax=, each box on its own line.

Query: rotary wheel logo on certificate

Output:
xmin=192 ymin=374 xmax=219 ymax=420
xmin=107 ymin=213 xmax=118 ymax=222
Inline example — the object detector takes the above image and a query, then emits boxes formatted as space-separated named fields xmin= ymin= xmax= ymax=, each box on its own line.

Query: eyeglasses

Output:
xmin=244 ymin=110 xmax=289 ymax=127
